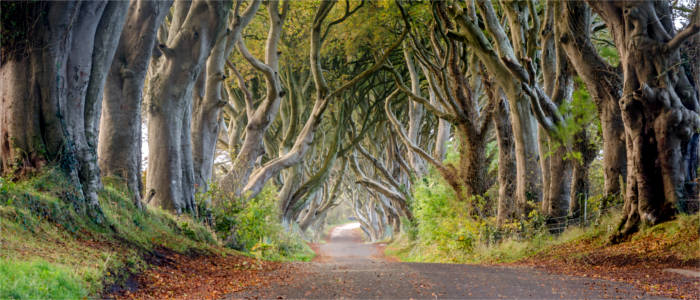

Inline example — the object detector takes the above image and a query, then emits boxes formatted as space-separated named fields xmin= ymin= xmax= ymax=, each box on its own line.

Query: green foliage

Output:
xmin=0 ymin=258 xmax=88 ymax=300
xmin=205 ymin=183 xmax=315 ymax=261
xmin=407 ymin=170 xmax=492 ymax=261
xmin=549 ymin=78 xmax=599 ymax=164
xmin=387 ymin=165 xmax=626 ymax=264
xmin=0 ymin=168 xmax=222 ymax=297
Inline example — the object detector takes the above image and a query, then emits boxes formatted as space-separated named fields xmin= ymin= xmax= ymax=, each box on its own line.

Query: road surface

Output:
xmin=228 ymin=222 xmax=665 ymax=299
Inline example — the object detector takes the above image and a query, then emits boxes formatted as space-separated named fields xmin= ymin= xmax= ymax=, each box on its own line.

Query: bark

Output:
xmin=145 ymin=0 xmax=230 ymax=213
xmin=192 ymin=0 xmax=260 ymax=199
xmin=1 ymin=2 xmax=127 ymax=221
xmin=420 ymin=66 xmax=451 ymax=162
xmin=486 ymin=84 xmax=517 ymax=224
xmin=538 ymin=1 xmax=575 ymax=220
xmin=403 ymin=45 xmax=427 ymax=177
xmin=219 ymin=0 xmax=286 ymax=197
xmin=570 ymin=129 xmax=596 ymax=218
xmin=586 ymin=0 xmax=700 ymax=242
xmin=446 ymin=0 xmax=543 ymax=211
xmin=558 ymin=0 xmax=626 ymax=203
xmin=240 ymin=9 xmax=406 ymax=199
xmin=100 ymin=0 xmax=173 ymax=209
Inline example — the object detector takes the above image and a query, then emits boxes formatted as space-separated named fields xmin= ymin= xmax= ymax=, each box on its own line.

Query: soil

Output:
xmin=510 ymin=229 xmax=700 ymax=299
xmin=104 ymin=247 xmax=291 ymax=300
xmin=228 ymin=223 xmax=666 ymax=299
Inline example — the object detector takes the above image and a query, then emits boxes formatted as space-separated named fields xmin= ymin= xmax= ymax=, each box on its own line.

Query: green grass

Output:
xmin=386 ymin=209 xmax=699 ymax=265
xmin=0 ymin=258 xmax=88 ymax=299
xmin=0 ymin=168 xmax=224 ymax=298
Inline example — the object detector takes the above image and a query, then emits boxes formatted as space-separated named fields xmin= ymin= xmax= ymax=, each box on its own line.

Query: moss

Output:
xmin=0 ymin=167 xmax=223 ymax=297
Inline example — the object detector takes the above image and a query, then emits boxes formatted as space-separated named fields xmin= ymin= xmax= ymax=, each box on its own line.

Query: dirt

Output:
xmin=228 ymin=223 xmax=666 ymax=299
xmin=511 ymin=229 xmax=700 ymax=299
xmin=105 ymin=248 xmax=292 ymax=300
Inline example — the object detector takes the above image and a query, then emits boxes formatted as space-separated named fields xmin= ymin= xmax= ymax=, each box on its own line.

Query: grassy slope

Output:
xmin=387 ymin=209 xmax=698 ymax=265
xmin=386 ymin=210 xmax=699 ymax=298
xmin=0 ymin=169 xmax=231 ymax=299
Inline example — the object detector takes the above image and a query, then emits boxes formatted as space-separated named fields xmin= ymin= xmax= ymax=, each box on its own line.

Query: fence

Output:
xmin=544 ymin=188 xmax=700 ymax=234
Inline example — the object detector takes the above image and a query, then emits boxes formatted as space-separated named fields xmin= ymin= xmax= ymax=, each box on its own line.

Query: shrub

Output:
xmin=205 ymin=183 xmax=314 ymax=261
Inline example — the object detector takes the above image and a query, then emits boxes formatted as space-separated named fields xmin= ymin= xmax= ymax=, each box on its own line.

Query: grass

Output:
xmin=386 ymin=209 xmax=699 ymax=265
xmin=0 ymin=258 xmax=88 ymax=299
xmin=0 ymin=168 xmax=227 ymax=298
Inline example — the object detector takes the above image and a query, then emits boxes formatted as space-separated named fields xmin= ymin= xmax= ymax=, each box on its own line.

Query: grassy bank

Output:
xmin=387 ymin=210 xmax=698 ymax=264
xmin=386 ymin=210 xmax=699 ymax=298
xmin=0 ymin=169 xmax=312 ymax=298
xmin=0 ymin=169 xmax=223 ymax=298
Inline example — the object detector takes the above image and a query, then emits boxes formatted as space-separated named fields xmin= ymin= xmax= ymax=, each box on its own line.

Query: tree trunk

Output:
xmin=490 ymin=89 xmax=517 ymax=224
xmin=220 ymin=0 xmax=284 ymax=197
xmin=558 ymin=0 xmax=626 ymax=205
xmin=100 ymin=0 xmax=173 ymax=209
xmin=570 ymin=129 xmax=596 ymax=218
xmin=1 ymin=1 xmax=127 ymax=221
xmin=586 ymin=0 xmax=700 ymax=242
xmin=145 ymin=0 xmax=229 ymax=213
xmin=404 ymin=45 xmax=427 ymax=177
xmin=508 ymin=92 xmax=542 ymax=212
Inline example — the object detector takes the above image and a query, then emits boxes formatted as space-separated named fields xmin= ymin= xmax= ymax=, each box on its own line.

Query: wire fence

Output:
xmin=544 ymin=188 xmax=700 ymax=234
xmin=544 ymin=202 xmax=623 ymax=234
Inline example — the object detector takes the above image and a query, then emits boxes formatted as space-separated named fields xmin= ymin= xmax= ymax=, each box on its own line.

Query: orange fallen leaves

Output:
xmin=509 ymin=231 xmax=699 ymax=299
xmin=108 ymin=251 xmax=294 ymax=300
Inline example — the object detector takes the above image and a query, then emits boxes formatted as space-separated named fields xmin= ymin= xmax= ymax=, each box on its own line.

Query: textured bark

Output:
xmin=420 ymin=65 xmax=451 ymax=161
xmin=1 ymin=2 xmax=127 ymax=220
xmin=487 ymin=85 xmax=517 ymax=224
xmin=145 ymin=0 xmax=230 ymax=213
xmin=538 ymin=2 xmax=575 ymax=220
xmin=100 ymin=0 xmax=173 ymax=208
xmin=586 ymin=0 xmax=700 ymax=242
xmin=570 ymin=129 xmax=596 ymax=218
xmin=403 ymin=46 xmax=427 ymax=177
xmin=558 ymin=1 xmax=626 ymax=202
xmin=240 ymin=5 xmax=406 ymax=199
xmin=446 ymin=0 xmax=543 ymax=211
xmin=219 ymin=0 xmax=286 ymax=197
xmin=192 ymin=0 xmax=260 ymax=199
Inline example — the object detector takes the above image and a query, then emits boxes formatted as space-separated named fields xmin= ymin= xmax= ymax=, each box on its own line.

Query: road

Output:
xmin=228 ymin=222 xmax=665 ymax=299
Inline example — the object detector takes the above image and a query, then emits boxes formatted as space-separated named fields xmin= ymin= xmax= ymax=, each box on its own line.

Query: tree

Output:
xmin=586 ymin=0 xmax=700 ymax=242
xmin=1 ymin=1 xmax=128 ymax=220
xmin=145 ymin=0 xmax=230 ymax=214
xmin=192 ymin=0 xmax=260 ymax=208
xmin=100 ymin=0 xmax=173 ymax=209
xmin=557 ymin=1 xmax=626 ymax=205
xmin=239 ymin=0 xmax=406 ymax=199
xmin=442 ymin=0 xmax=543 ymax=213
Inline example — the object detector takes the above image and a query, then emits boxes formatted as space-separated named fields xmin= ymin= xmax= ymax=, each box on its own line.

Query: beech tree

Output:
xmin=1 ymin=1 xmax=128 ymax=220
xmin=192 ymin=0 xmax=260 ymax=204
xmin=145 ymin=0 xmax=230 ymax=214
xmin=100 ymin=0 xmax=173 ymax=209
xmin=586 ymin=0 xmax=700 ymax=241
xmin=238 ymin=0 xmax=406 ymax=199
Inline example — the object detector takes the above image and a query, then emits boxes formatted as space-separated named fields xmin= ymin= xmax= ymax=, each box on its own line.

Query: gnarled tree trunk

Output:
xmin=558 ymin=0 xmax=626 ymax=205
xmin=1 ymin=1 xmax=127 ymax=221
xmin=100 ymin=0 xmax=173 ymax=209
xmin=145 ymin=0 xmax=230 ymax=214
xmin=587 ymin=0 xmax=700 ymax=242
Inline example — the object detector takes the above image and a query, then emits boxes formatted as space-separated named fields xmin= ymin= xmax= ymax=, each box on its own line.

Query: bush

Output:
xmin=205 ymin=183 xmax=314 ymax=261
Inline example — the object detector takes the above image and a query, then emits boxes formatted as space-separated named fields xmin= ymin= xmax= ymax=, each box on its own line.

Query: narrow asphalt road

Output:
xmin=229 ymin=223 xmax=665 ymax=299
